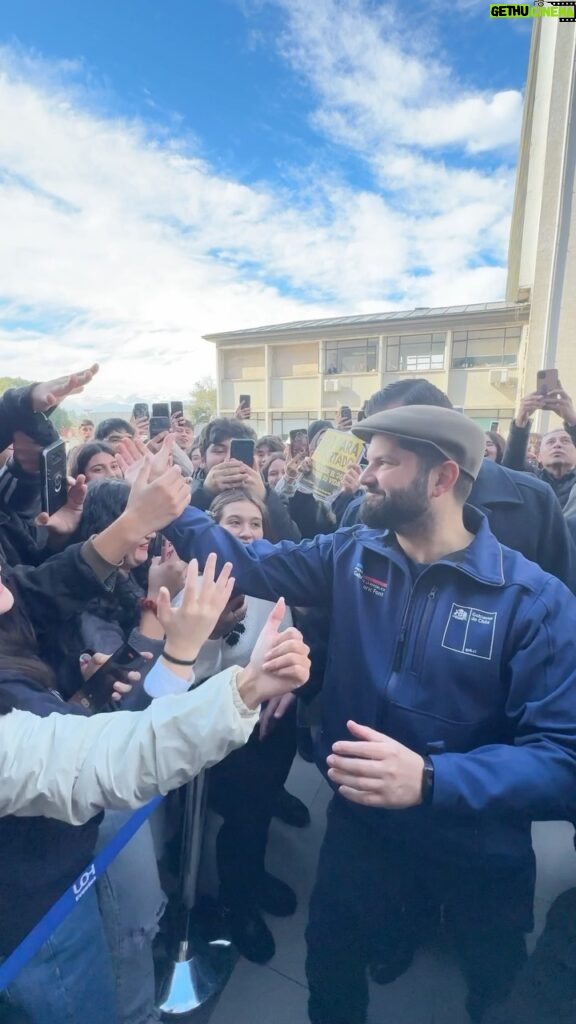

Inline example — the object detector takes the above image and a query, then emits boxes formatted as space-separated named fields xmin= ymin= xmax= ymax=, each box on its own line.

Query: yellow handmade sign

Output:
xmin=304 ymin=429 xmax=365 ymax=500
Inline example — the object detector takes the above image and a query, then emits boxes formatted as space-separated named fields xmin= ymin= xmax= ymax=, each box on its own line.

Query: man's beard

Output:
xmin=360 ymin=471 xmax=432 ymax=532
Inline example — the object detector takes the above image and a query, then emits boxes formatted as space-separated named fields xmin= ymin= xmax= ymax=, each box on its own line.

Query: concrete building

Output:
xmin=506 ymin=17 xmax=576 ymax=430
xmin=205 ymin=20 xmax=575 ymax=437
xmin=206 ymin=301 xmax=530 ymax=435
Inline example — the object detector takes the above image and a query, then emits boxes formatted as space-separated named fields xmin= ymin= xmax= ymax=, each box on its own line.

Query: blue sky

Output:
xmin=0 ymin=0 xmax=531 ymax=398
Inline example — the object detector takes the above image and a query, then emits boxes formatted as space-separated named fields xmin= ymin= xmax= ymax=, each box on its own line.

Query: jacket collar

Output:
xmin=540 ymin=467 xmax=576 ymax=489
xmin=470 ymin=458 xmax=524 ymax=508
xmin=357 ymin=505 xmax=505 ymax=587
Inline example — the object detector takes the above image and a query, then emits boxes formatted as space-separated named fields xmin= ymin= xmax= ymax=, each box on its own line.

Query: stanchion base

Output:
xmin=157 ymin=938 xmax=235 ymax=1019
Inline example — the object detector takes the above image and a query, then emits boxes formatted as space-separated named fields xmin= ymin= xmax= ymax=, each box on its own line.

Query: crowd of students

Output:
xmin=2 ymin=365 xmax=576 ymax=1024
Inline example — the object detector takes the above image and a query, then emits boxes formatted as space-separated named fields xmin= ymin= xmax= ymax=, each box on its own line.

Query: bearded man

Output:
xmin=163 ymin=404 xmax=576 ymax=1024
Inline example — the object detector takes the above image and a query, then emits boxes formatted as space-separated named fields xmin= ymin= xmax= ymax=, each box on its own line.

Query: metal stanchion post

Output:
xmin=157 ymin=771 xmax=234 ymax=1019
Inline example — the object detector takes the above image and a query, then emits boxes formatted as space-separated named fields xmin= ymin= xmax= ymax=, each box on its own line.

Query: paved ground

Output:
xmin=195 ymin=756 xmax=576 ymax=1024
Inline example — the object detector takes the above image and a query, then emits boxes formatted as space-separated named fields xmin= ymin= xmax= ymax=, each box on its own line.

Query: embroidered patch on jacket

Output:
xmin=441 ymin=603 xmax=497 ymax=660
xmin=353 ymin=562 xmax=388 ymax=598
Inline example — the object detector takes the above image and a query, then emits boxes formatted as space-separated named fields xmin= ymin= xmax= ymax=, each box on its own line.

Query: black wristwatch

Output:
xmin=420 ymin=755 xmax=435 ymax=805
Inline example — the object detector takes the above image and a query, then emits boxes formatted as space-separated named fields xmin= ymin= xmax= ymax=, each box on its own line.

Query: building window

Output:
xmin=271 ymin=344 xmax=319 ymax=377
xmin=222 ymin=347 xmax=265 ymax=380
xmin=271 ymin=412 xmax=318 ymax=437
xmin=451 ymin=327 xmax=521 ymax=369
xmin=325 ymin=338 xmax=378 ymax=375
xmin=384 ymin=334 xmax=446 ymax=373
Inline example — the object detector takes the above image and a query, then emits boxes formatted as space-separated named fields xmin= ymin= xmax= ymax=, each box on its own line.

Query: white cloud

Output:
xmin=272 ymin=0 xmax=523 ymax=158
xmin=0 ymin=5 xmax=524 ymax=399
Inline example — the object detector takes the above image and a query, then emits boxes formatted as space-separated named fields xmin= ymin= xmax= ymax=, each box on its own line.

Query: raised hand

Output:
xmin=234 ymin=403 xmax=251 ymax=421
xmin=239 ymin=462 xmax=266 ymax=500
xmin=147 ymin=554 xmax=188 ymax=601
xmin=156 ymin=553 xmax=236 ymax=664
xmin=236 ymin=599 xmax=310 ymax=708
xmin=124 ymin=457 xmax=190 ymax=534
xmin=284 ymin=452 xmax=306 ymax=481
xmin=116 ymin=435 xmax=151 ymax=486
xmin=79 ymin=650 xmax=152 ymax=703
xmin=514 ymin=391 xmax=543 ymax=428
xmin=542 ymin=386 xmax=576 ymax=426
xmin=204 ymin=460 xmax=248 ymax=494
xmin=341 ymin=463 xmax=362 ymax=494
xmin=31 ymin=364 xmax=99 ymax=412
xmin=36 ymin=474 xmax=88 ymax=537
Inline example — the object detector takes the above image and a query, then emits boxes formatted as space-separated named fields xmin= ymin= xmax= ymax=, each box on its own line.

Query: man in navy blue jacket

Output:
xmin=333 ymin=378 xmax=576 ymax=593
xmin=165 ymin=405 xmax=576 ymax=1024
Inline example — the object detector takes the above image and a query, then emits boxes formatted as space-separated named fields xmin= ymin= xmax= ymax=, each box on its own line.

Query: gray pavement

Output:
xmin=202 ymin=757 xmax=576 ymax=1024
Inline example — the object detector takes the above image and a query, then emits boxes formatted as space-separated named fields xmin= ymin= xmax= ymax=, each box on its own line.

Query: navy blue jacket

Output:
xmin=341 ymin=458 xmax=576 ymax=594
xmin=166 ymin=505 xmax=576 ymax=868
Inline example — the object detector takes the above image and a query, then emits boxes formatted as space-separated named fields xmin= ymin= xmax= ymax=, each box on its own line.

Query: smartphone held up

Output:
xmin=72 ymin=643 xmax=146 ymax=713
xmin=40 ymin=439 xmax=68 ymax=517
xmin=536 ymin=369 xmax=560 ymax=397
xmin=230 ymin=438 xmax=255 ymax=467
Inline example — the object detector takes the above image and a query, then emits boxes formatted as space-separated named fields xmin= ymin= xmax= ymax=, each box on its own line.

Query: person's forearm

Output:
xmin=236 ymin=663 xmax=260 ymax=709
xmin=1 ymin=668 xmax=259 ymax=824
xmin=91 ymin=509 xmax=144 ymax=565
xmin=502 ymin=421 xmax=530 ymax=471
xmin=140 ymin=609 xmax=165 ymax=642
xmin=165 ymin=504 xmax=332 ymax=607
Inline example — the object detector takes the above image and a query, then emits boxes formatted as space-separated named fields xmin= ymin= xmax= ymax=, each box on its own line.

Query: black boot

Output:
xmin=257 ymin=872 xmax=297 ymax=916
xmin=223 ymin=904 xmax=275 ymax=964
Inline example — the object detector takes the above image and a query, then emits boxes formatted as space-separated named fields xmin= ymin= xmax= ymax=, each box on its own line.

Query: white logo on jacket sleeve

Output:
xmin=442 ymin=604 xmax=497 ymax=660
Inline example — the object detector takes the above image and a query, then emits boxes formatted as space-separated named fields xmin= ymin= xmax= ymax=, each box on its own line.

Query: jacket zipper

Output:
xmin=411 ymin=585 xmax=438 ymax=673
xmin=392 ymin=616 xmax=410 ymax=672
xmin=391 ymin=582 xmax=438 ymax=674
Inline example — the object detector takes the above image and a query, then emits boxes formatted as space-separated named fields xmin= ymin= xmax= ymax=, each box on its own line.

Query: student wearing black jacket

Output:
xmin=190 ymin=418 xmax=301 ymax=543
xmin=0 ymin=367 xmax=98 ymax=567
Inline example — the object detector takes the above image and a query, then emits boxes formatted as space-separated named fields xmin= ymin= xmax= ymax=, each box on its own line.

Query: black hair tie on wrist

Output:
xmin=163 ymin=649 xmax=197 ymax=667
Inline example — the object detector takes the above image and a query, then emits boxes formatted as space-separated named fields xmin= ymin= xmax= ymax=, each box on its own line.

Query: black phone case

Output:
xmin=40 ymin=441 xmax=68 ymax=517
xmin=230 ymin=440 xmax=255 ymax=466
xmin=82 ymin=645 xmax=144 ymax=710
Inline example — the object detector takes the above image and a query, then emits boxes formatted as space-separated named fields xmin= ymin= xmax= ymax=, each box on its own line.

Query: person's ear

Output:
xmin=429 ymin=461 xmax=459 ymax=498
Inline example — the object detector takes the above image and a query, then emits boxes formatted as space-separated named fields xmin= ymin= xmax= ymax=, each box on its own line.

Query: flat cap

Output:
xmin=352 ymin=405 xmax=485 ymax=480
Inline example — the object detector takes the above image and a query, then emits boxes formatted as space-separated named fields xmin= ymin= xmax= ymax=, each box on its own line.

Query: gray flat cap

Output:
xmin=352 ymin=405 xmax=485 ymax=480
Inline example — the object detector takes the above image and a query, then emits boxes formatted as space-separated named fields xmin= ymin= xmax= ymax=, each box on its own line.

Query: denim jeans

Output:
xmin=2 ymin=888 xmax=117 ymax=1024
xmin=96 ymin=811 xmax=166 ymax=1024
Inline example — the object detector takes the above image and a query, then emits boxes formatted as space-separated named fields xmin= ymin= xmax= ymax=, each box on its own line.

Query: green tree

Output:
xmin=0 ymin=375 xmax=31 ymax=395
xmin=186 ymin=376 xmax=217 ymax=425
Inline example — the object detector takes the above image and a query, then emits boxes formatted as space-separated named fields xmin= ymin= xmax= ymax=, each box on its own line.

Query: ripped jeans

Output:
xmin=96 ymin=810 xmax=167 ymax=1024
xmin=1 ymin=888 xmax=117 ymax=1024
